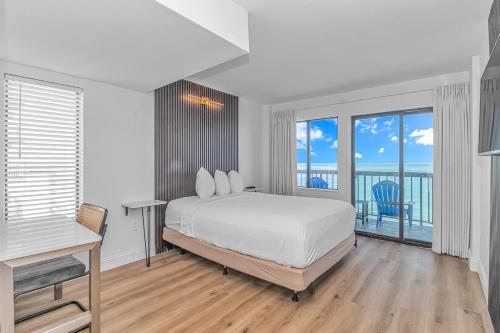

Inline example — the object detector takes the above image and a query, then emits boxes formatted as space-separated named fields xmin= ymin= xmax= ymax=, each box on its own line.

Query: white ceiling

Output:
xmin=189 ymin=0 xmax=492 ymax=104
xmin=0 ymin=0 xmax=248 ymax=92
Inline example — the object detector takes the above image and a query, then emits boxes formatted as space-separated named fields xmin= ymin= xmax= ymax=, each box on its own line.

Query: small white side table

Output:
xmin=122 ymin=200 xmax=167 ymax=267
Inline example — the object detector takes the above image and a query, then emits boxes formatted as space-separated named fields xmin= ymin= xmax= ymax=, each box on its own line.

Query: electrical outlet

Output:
xmin=132 ymin=219 xmax=138 ymax=231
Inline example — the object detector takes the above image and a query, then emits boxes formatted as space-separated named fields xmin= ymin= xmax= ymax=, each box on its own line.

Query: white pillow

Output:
xmin=228 ymin=170 xmax=244 ymax=193
xmin=214 ymin=170 xmax=231 ymax=196
xmin=195 ymin=167 xmax=215 ymax=199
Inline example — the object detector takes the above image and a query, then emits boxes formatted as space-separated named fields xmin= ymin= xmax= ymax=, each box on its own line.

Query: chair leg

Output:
xmin=15 ymin=300 xmax=87 ymax=326
xmin=54 ymin=283 xmax=63 ymax=300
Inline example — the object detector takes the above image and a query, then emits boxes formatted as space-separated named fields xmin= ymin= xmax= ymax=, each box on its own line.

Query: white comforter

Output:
xmin=165 ymin=192 xmax=355 ymax=268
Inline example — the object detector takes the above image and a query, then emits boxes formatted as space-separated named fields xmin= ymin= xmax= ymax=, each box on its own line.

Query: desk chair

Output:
xmin=13 ymin=203 xmax=108 ymax=325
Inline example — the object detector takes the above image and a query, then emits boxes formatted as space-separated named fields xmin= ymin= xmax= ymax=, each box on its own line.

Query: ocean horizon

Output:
xmin=297 ymin=162 xmax=433 ymax=173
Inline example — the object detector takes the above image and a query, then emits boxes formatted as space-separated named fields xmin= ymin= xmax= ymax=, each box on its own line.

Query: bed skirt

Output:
xmin=163 ymin=227 xmax=355 ymax=292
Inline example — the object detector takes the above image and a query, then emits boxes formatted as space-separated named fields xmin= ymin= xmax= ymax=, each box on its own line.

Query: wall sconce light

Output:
xmin=188 ymin=94 xmax=224 ymax=107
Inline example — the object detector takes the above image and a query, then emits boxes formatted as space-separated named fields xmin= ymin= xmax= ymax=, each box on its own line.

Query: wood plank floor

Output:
xmin=15 ymin=237 xmax=493 ymax=333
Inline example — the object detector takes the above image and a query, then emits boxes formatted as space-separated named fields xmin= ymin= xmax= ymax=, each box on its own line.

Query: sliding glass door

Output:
xmin=352 ymin=108 xmax=433 ymax=245
xmin=402 ymin=112 xmax=433 ymax=243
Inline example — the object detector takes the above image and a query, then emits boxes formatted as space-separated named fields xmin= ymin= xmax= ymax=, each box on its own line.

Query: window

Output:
xmin=296 ymin=117 xmax=338 ymax=190
xmin=4 ymin=74 xmax=83 ymax=223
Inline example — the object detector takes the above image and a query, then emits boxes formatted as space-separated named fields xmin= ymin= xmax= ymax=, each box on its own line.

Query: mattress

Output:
xmin=165 ymin=196 xmax=200 ymax=231
xmin=164 ymin=192 xmax=355 ymax=268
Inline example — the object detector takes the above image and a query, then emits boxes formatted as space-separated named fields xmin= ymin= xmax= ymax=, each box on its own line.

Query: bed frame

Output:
xmin=163 ymin=227 xmax=356 ymax=301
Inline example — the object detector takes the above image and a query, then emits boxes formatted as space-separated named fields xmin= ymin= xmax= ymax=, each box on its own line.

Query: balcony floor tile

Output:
xmin=355 ymin=217 xmax=432 ymax=243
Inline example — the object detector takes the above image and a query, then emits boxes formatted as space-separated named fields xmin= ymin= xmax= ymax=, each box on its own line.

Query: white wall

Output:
xmin=0 ymin=60 xmax=155 ymax=270
xmin=239 ymin=98 xmax=264 ymax=188
xmin=471 ymin=20 xmax=494 ymax=300
xmin=0 ymin=61 xmax=265 ymax=270
xmin=470 ymin=54 xmax=492 ymax=300
xmin=263 ymin=71 xmax=470 ymax=204
xmin=263 ymin=59 xmax=493 ymax=302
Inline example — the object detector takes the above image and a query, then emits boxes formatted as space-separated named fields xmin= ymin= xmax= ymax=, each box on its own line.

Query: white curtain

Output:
xmin=432 ymin=82 xmax=471 ymax=258
xmin=270 ymin=110 xmax=297 ymax=195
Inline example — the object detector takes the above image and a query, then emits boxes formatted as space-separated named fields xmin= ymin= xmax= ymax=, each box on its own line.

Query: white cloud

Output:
xmin=296 ymin=123 xmax=322 ymax=147
xmin=378 ymin=147 xmax=384 ymax=153
xmin=310 ymin=127 xmax=323 ymax=140
xmin=358 ymin=119 xmax=378 ymax=135
xmin=390 ymin=135 xmax=398 ymax=142
xmin=296 ymin=141 xmax=306 ymax=149
xmin=326 ymin=118 xmax=338 ymax=125
xmin=325 ymin=136 xmax=333 ymax=143
xmin=409 ymin=128 xmax=433 ymax=146
xmin=296 ymin=122 xmax=325 ymax=149
xmin=379 ymin=119 xmax=394 ymax=132
xmin=330 ymin=140 xmax=338 ymax=149
xmin=310 ymin=151 xmax=317 ymax=156
xmin=296 ymin=122 xmax=307 ymax=149
xmin=355 ymin=152 xmax=363 ymax=159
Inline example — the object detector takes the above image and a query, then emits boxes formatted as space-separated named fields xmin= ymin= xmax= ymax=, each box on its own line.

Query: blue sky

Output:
xmin=296 ymin=118 xmax=338 ymax=164
xmin=296 ymin=113 xmax=433 ymax=165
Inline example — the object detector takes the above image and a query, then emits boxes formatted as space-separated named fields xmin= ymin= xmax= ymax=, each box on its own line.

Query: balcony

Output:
xmin=297 ymin=169 xmax=433 ymax=242
xmin=297 ymin=169 xmax=338 ymax=190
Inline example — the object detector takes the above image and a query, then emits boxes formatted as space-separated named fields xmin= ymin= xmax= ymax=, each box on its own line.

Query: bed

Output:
xmin=163 ymin=192 xmax=356 ymax=301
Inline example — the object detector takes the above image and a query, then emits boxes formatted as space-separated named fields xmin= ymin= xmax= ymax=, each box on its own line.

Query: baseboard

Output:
xmin=478 ymin=260 xmax=489 ymax=303
xmin=101 ymin=248 xmax=152 ymax=271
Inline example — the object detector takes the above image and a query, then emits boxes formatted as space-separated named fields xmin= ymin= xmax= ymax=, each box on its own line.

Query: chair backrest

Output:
xmin=310 ymin=177 xmax=328 ymax=189
xmin=372 ymin=181 xmax=399 ymax=215
xmin=77 ymin=203 xmax=108 ymax=238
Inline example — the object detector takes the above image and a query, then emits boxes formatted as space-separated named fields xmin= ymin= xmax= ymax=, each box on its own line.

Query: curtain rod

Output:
xmin=289 ymin=88 xmax=434 ymax=112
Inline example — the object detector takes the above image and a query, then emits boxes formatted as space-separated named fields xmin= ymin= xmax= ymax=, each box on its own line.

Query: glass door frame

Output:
xmin=351 ymin=107 xmax=433 ymax=247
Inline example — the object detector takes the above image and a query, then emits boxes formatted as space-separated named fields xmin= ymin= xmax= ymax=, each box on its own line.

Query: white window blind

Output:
xmin=4 ymin=74 xmax=83 ymax=223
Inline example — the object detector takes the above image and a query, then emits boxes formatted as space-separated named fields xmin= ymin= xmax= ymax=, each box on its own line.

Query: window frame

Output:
xmin=296 ymin=116 xmax=339 ymax=191
xmin=3 ymin=74 xmax=83 ymax=224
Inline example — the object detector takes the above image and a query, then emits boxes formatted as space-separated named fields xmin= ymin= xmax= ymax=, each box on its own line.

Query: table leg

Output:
xmin=147 ymin=206 xmax=151 ymax=267
xmin=0 ymin=262 xmax=15 ymax=333
xmin=89 ymin=243 xmax=101 ymax=333
xmin=140 ymin=207 xmax=151 ymax=267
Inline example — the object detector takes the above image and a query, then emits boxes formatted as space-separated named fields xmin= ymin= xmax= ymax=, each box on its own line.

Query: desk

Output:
xmin=122 ymin=200 xmax=167 ymax=267
xmin=0 ymin=220 xmax=102 ymax=333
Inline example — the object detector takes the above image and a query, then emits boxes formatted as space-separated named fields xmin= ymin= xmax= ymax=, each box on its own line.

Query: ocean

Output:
xmin=297 ymin=163 xmax=433 ymax=173
xmin=297 ymin=163 xmax=433 ymax=224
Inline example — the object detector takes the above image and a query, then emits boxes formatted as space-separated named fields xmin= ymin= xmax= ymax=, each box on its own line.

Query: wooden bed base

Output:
xmin=163 ymin=227 xmax=356 ymax=300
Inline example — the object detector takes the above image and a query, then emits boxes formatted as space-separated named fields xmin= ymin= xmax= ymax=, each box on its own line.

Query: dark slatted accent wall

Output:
xmin=154 ymin=80 xmax=238 ymax=253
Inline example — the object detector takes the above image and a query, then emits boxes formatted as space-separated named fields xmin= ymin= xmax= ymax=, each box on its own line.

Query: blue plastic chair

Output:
xmin=310 ymin=177 xmax=328 ymax=189
xmin=372 ymin=180 xmax=414 ymax=228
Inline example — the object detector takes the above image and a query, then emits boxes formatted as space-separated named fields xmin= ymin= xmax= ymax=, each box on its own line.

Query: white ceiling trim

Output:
xmin=155 ymin=0 xmax=249 ymax=52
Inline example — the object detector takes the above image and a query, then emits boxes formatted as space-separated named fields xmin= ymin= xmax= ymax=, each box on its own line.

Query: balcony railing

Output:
xmin=356 ymin=170 xmax=433 ymax=225
xmin=297 ymin=169 xmax=433 ymax=225
xmin=297 ymin=169 xmax=338 ymax=190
